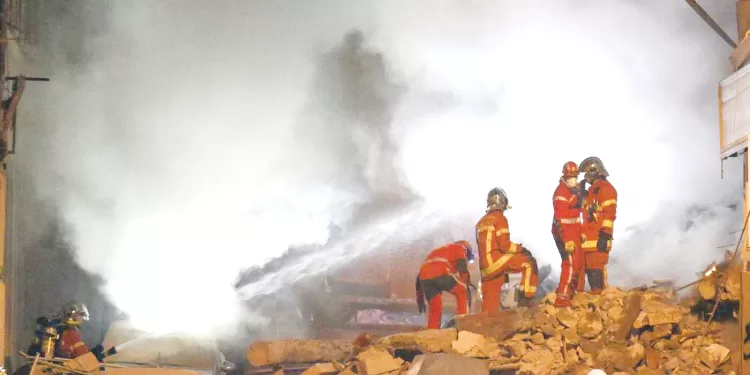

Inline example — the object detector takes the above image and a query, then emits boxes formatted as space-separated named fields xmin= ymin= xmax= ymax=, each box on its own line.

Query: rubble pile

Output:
xmin=248 ymin=287 xmax=736 ymax=375
xmin=489 ymin=288 xmax=734 ymax=374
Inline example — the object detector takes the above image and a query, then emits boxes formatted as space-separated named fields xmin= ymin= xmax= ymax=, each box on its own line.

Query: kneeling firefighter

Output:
xmin=25 ymin=302 xmax=116 ymax=361
xmin=415 ymin=240 xmax=475 ymax=329
xmin=476 ymin=187 xmax=540 ymax=311
xmin=57 ymin=302 xmax=118 ymax=360
xmin=56 ymin=302 xmax=95 ymax=359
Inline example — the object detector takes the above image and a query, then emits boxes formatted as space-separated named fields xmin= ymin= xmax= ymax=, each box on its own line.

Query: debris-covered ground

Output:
xmin=247 ymin=287 xmax=736 ymax=375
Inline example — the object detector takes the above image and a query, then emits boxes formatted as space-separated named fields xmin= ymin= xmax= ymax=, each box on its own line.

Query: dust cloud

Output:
xmin=18 ymin=0 xmax=743 ymax=336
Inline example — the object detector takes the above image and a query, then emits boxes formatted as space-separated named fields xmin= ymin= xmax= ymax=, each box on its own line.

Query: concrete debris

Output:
xmin=247 ymin=339 xmax=354 ymax=366
xmin=378 ymin=328 xmax=456 ymax=353
xmin=403 ymin=355 xmax=424 ymax=375
xmin=555 ymin=309 xmax=579 ymax=329
xmin=698 ymin=343 xmax=731 ymax=368
xmin=251 ymin=287 xmax=736 ymax=375
xmin=644 ymin=347 xmax=660 ymax=369
xmin=633 ymin=300 xmax=684 ymax=328
xmin=300 ymin=363 xmax=339 ymax=375
xmin=578 ymin=310 xmax=605 ymax=339
xmin=356 ymin=347 xmax=405 ymax=375
xmin=414 ymin=353 xmax=489 ymax=375
xmin=450 ymin=330 xmax=498 ymax=358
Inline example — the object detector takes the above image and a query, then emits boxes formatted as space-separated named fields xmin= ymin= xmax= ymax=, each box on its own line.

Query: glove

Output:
xmin=597 ymin=231 xmax=612 ymax=252
xmin=92 ymin=345 xmax=104 ymax=361
xmin=564 ymin=241 xmax=576 ymax=253
xmin=587 ymin=204 xmax=597 ymax=222
xmin=93 ymin=345 xmax=117 ymax=361
xmin=517 ymin=244 xmax=531 ymax=256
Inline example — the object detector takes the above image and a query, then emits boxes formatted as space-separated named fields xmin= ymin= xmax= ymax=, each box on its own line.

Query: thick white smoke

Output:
xmin=23 ymin=0 xmax=741 ymax=335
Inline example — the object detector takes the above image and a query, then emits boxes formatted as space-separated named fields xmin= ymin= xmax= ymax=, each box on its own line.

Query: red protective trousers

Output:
xmin=580 ymin=178 xmax=617 ymax=293
xmin=552 ymin=226 xmax=583 ymax=305
xmin=576 ymin=252 xmax=609 ymax=293
xmin=479 ymin=253 xmax=538 ymax=313
xmin=426 ymin=280 xmax=468 ymax=329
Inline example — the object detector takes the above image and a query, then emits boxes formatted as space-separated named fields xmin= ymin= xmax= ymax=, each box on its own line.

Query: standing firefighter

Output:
xmin=551 ymin=162 xmax=585 ymax=307
xmin=55 ymin=302 xmax=92 ymax=359
xmin=415 ymin=240 xmax=475 ymax=329
xmin=476 ymin=188 xmax=539 ymax=311
xmin=578 ymin=157 xmax=618 ymax=294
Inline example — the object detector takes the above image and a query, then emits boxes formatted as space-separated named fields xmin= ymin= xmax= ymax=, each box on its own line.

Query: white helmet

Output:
xmin=486 ymin=187 xmax=510 ymax=211
xmin=59 ymin=302 xmax=90 ymax=326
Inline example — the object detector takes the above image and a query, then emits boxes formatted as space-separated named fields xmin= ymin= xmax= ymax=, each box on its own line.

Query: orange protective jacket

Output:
xmin=418 ymin=242 xmax=470 ymax=285
xmin=476 ymin=210 xmax=521 ymax=279
xmin=581 ymin=178 xmax=618 ymax=251
xmin=552 ymin=181 xmax=582 ymax=244
xmin=56 ymin=327 xmax=90 ymax=359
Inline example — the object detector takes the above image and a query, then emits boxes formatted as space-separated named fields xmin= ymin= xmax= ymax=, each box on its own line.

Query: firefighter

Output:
xmin=415 ymin=240 xmax=474 ymax=329
xmin=578 ymin=157 xmax=618 ymax=294
xmin=551 ymin=161 xmax=585 ymax=307
xmin=25 ymin=316 xmax=61 ymax=359
xmin=476 ymin=187 xmax=539 ymax=312
xmin=55 ymin=302 xmax=93 ymax=359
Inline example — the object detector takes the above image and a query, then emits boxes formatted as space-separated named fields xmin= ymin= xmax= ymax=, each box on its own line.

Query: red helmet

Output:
xmin=561 ymin=161 xmax=579 ymax=178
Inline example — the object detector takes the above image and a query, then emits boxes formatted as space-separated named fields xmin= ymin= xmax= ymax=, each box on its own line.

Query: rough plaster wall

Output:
xmin=4 ymin=0 xmax=119 ymax=371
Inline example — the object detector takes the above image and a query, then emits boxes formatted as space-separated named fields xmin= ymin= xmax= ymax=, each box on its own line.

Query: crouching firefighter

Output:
xmin=54 ymin=302 xmax=96 ymax=359
xmin=578 ymin=156 xmax=618 ymax=294
xmin=476 ymin=188 xmax=539 ymax=312
xmin=55 ymin=303 xmax=116 ymax=361
xmin=415 ymin=240 xmax=475 ymax=329
xmin=551 ymin=161 xmax=585 ymax=307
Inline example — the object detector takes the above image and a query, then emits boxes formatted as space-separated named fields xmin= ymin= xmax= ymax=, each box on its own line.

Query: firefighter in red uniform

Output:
xmin=415 ymin=240 xmax=474 ymax=329
xmin=578 ymin=157 xmax=618 ymax=294
xmin=476 ymin=188 xmax=539 ymax=312
xmin=55 ymin=302 xmax=92 ymax=359
xmin=551 ymin=162 xmax=585 ymax=307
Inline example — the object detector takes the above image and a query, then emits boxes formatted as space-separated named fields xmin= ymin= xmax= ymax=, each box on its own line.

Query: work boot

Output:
xmin=441 ymin=317 xmax=457 ymax=329
xmin=587 ymin=269 xmax=605 ymax=294
xmin=553 ymin=293 xmax=571 ymax=308
xmin=517 ymin=294 xmax=536 ymax=308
